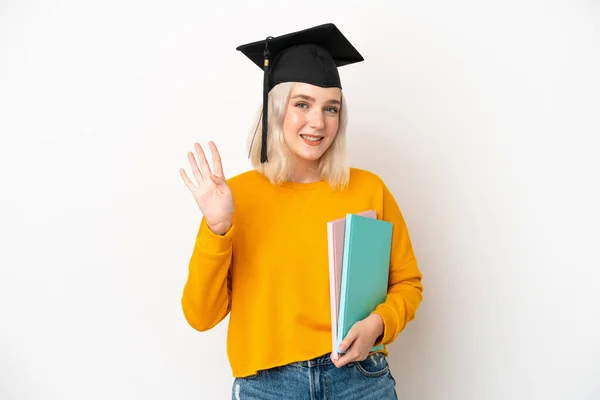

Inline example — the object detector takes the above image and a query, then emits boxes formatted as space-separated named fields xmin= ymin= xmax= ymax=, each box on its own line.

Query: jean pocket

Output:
xmin=353 ymin=352 xmax=390 ymax=378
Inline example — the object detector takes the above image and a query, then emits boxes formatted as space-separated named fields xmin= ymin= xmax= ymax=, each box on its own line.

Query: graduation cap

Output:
xmin=236 ymin=23 xmax=364 ymax=163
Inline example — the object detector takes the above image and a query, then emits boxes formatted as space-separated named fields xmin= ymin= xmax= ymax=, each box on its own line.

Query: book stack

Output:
xmin=327 ymin=210 xmax=393 ymax=360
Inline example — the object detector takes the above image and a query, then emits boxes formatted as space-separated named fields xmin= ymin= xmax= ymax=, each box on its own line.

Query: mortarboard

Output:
xmin=236 ymin=23 xmax=364 ymax=163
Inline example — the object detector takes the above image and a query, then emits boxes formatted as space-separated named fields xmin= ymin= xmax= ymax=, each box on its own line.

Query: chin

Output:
xmin=297 ymin=149 xmax=326 ymax=161
xmin=304 ymin=155 xmax=323 ymax=162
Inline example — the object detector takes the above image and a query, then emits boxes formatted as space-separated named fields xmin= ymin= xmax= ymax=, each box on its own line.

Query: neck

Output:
xmin=289 ymin=159 xmax=321 ymax=183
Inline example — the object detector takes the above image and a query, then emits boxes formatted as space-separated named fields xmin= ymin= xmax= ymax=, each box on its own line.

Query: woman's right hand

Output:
xmin=180 ymin=141 xmax=234 ymax=235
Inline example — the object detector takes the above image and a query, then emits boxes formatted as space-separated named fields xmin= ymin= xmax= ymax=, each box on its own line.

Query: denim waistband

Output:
xmin=288 ymin=353 xmax=333 ymax=368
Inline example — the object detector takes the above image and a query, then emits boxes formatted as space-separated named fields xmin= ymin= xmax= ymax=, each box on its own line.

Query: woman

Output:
xmin=179 ymin=23 xmax=423 ymax=400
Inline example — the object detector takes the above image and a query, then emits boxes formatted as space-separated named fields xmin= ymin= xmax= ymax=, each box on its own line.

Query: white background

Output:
xmin=1 ymin=1 xmax=599 ymax=399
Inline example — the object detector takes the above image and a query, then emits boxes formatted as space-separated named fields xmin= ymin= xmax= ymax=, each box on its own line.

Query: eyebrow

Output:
xmin=291 ymin=94 xmax=341 ymax=105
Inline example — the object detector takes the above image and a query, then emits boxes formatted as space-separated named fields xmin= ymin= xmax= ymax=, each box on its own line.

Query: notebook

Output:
xmin=327 ymin=210 xmax=376 ymax=360
xmin=336 ymin=213 xmax=393 ymax=355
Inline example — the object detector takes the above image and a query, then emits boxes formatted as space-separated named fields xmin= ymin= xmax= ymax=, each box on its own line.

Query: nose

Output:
xmin=308 ymin=109 xmax=325 ymax=131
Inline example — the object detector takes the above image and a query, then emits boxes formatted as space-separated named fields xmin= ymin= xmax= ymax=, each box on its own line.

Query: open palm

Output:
xmin=180 ymin=141 xmax=234 ymax=235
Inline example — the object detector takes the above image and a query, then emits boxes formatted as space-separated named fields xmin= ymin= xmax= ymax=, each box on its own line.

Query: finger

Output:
xmin=339 ymin=330 xmax=358 ymax=353
xmin=194 ymin=143 xmax=212 ymax=180
xmin=331 ymin=353 xmax=345 ymax=368
xmin=209 ymin=141 xmax=225 ymax=178
xmin=332 ymin=330 xmax=359 ymax=369
xmin=187 ymin=151 xmax=204 ymax=183
xmin=179 ymin=168 xmax=196 ymax=190
xmin=332 ymin=350 xmax=357 ymax=368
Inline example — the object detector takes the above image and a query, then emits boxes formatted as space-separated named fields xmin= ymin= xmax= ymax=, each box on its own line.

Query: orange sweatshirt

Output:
xmin=181 ymin=168 xmax=423 ymax=378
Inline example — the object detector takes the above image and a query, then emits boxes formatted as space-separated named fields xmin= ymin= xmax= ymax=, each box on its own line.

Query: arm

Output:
xmin=181 ymin=218 xmax=234 ymax=332
xmin=372 ymin=183 xmax=423 ymax=346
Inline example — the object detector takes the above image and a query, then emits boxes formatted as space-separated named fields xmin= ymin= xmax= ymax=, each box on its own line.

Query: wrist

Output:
xmin=207 ymin=221 xmax=232 ymax=236
xmin=369 ymin=313 xmax=384 ymax=337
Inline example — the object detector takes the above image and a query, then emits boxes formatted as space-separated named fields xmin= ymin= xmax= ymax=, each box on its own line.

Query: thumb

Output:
xmin=339 ymin=328 xmax=359 ymax=352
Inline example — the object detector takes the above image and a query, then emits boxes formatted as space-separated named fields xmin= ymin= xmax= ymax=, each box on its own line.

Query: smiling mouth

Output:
xmin=300 ymin=134 xmax=324 ymax=143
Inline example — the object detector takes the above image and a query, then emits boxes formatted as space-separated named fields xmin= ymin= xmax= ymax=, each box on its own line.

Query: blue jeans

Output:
xmin=232 ymin=352 xmax=398 ymax=400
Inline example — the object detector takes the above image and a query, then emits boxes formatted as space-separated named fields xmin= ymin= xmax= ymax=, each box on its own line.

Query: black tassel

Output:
xmin=260 ymin=36 xmax=273 ymax=163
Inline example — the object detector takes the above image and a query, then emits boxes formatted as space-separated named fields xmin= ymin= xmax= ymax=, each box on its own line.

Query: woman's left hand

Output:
xmin=331 ymin=313 xmax=384 ymax=368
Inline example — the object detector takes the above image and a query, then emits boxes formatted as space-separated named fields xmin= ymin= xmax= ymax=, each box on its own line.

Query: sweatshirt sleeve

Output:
xmin=372 ymin=183 xmax=424 ymax=346
xmin=181 ymin=217 xmax=234 ymax=332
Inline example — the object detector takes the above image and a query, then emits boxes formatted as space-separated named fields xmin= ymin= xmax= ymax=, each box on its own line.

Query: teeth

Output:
xmin=301 ymin=135 xmax=322 ymax=142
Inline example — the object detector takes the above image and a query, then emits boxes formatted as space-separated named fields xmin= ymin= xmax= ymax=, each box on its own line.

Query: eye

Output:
xmin=325 ymin=106 xmax=339 ymax=114
xmin=295 ymin=102 xmax=309 ymax=109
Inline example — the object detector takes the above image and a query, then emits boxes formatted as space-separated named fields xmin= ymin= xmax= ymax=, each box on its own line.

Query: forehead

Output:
xmin=290 ymin=82 xmax=342 ymax=101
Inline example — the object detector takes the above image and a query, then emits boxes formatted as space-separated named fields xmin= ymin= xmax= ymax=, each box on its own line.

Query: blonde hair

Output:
xmin=247 ymin=82 xmax=350 ymax=189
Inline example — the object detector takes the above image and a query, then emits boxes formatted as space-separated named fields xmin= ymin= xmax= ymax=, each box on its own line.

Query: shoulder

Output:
xmin=348 ymin=167 xmax=402 ymax=213
xmin=226 ymin=169 xmax=261 ymax=185
xmin=348 ymin=167 xmax=386 ymax=189
xmin=225 ymin=169 xmax=266 ymax=192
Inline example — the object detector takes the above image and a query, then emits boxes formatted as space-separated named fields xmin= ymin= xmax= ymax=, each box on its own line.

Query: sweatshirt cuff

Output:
xmin=196 ymin=218 xmax=234 ymax=254
xmin=372 ymin=304 xmax=400 ymax=346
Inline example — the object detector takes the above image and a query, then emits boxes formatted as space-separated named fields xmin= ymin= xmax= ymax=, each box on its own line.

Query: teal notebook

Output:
xmin=336 ymin=213 xmax=393 ymax=354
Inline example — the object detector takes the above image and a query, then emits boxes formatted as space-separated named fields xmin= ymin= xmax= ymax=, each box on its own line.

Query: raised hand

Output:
xmin=180 ymin=141 xmax=234 ymax=235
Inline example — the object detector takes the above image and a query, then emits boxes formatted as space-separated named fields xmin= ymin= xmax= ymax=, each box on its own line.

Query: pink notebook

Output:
xmin=327 ymin=210 xmax=377 ymax=360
